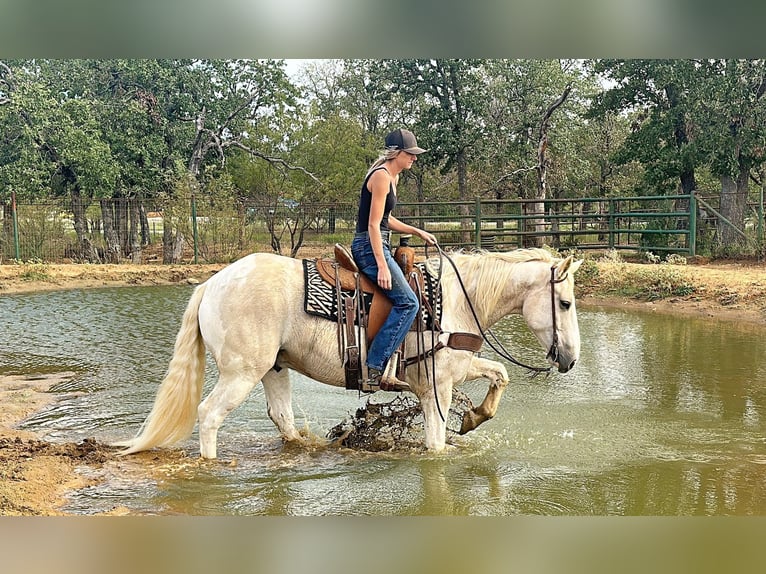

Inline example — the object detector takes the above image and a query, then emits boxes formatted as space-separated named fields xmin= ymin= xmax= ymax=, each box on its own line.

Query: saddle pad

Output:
xmin=302 ymin=259 xmax=442 ymax=328
xmin=303 ymin=259 xmax=371 ymax=324
xmin=415 ymin=261 xmax=442 ymax=329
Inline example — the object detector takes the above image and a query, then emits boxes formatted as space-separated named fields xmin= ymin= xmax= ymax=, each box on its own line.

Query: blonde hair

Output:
xmin=365 ymin=149 xmax=401 ymax=181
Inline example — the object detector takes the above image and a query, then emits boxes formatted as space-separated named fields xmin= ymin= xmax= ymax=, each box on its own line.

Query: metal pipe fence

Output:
xmin=2 ymin=192 xmax=761 ymax=264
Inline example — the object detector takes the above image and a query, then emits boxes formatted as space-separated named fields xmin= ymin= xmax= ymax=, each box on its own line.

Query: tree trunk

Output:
xmin=101 ymin=198 xmax=121 ymax=262
xmin=71 ymin=187 xmax=97 ymax=261
xmin=457 ymin=152 xmax=472 ymax=244
xmin=140 ymin=203 xmax=151 ymax=245
xmin=675 ymin=171 xmax=697 ymax=230
xmin=116 ymin=194 xmax=129 ymax=257
xmin=163 ymin=223 xmax=185 ymax=264
xmin=719 ymin=164 xmax=749 ymax=247
xmin=529 ymin=84 xmax=572 ymax=248
xmin=129 ymin=197 xmax=141 ymax=263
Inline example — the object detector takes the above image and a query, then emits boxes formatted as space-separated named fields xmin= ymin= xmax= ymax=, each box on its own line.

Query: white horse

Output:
xmin=117 ymin=247 xmax=582 ymax=458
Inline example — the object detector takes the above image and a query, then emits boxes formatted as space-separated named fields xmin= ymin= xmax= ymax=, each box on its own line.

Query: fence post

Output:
xmin=11 ymin=191 xmax=20 ymax=261
xmin=689 ymin=191 xmax=697 ymax=256
xmin=608 ymin=198 xmax=615 ymax=250
xmin=474 ymin=196 xmax=482 ymax=248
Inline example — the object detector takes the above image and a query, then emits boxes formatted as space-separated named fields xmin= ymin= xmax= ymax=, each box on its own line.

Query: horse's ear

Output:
xmin=555 ymin=255 xmax=574 ymax=278
xmin=555 ymin=256 xmax=583 ymax=278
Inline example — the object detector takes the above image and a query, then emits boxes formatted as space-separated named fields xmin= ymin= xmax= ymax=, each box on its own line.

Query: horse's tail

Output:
xmin=114 ymin=283 xmax=208 ymax=455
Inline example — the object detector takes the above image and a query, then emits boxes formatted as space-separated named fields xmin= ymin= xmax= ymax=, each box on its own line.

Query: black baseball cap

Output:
xmin=385 ymin=128 xmax=427 ymax=154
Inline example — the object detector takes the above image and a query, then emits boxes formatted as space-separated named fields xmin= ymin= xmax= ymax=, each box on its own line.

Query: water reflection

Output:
xmin=2 ymin=286 xmax=766 ymax=515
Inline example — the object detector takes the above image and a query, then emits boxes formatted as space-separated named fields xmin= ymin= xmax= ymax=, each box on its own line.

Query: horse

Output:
xmin=116 ymin=247 xmax=582 ymax=459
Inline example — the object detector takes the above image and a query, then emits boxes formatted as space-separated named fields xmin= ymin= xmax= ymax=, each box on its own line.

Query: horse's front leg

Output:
xmin=459 ymin=357 xmax=509 ymax=435
xmin=419 ymin=386 xmax=452 ymax=451
xmin=414 ymin=373 xmax=455 ymax=452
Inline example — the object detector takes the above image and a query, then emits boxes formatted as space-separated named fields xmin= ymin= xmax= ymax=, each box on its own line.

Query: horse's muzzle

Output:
xmin=558 ymin=358 xmax=576 ymax=373
xmin=548 ymin=345 xmax=577 ymax=373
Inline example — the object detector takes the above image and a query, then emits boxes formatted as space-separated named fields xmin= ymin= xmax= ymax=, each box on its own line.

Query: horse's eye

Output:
xmin=560 ymin=300 xmax=571 ymax=310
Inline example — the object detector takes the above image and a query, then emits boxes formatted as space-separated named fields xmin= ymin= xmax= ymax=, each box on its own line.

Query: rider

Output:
xmin=351 ymin=128 xmax=438 ymax=391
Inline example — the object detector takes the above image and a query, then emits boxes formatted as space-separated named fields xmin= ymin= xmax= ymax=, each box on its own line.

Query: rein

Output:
xmin=546 ymin=266 xmax=568 ymax=365
xmin=400 ymin=245 xmax=564 ymax=424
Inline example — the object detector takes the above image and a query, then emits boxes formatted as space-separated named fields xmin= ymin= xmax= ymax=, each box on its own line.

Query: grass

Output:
xmin=575 ymin=251 xmax=696 ymax=301
xmin=16 ymin=260 xmax=52 ymax=282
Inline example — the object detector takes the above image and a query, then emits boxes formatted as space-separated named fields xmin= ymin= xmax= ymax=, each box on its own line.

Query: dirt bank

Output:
xmin=578 ymin=257 xmax=766 ymax=324
xmin=0 ymin=255 xmax=764 ymax=515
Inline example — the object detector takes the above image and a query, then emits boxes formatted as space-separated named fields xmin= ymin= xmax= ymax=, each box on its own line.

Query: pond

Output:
xmin=2 ymin=285 xmax=766 ymax=515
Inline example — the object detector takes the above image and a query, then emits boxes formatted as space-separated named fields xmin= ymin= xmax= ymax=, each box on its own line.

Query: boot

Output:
xmin=379 ymin=353 xmax=410 ymax=392
xmin=359 ymin=361 xmax=410 ymax=393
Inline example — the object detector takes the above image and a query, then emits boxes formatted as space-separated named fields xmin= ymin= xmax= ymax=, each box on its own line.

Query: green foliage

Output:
xmin=572 ymin=258 xmax=600 ymax=292
xmin=622 ymin=265 xmax=696 ymax=300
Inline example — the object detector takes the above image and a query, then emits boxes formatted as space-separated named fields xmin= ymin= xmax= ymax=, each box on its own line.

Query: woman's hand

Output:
xmin=377 ymin=265 xmax=393 ymax=290
xmin=418 ymin=230 xmax=438 ymax=246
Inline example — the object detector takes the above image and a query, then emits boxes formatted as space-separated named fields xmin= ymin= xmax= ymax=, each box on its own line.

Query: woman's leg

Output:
xmin=352 ymin=236 xmax=418 ymax=373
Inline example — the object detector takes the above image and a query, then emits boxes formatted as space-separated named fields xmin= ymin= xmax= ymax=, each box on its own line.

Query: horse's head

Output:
xmin=522 ymin=255 xmax=582 ymax=373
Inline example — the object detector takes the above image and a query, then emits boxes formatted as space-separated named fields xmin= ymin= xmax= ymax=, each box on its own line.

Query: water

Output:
xmin=2 ymin=285 xmax=766 ymax=515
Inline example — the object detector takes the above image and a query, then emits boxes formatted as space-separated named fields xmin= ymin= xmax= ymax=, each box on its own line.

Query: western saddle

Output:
xmin=313 ymin=239 xmax=423 ymax=391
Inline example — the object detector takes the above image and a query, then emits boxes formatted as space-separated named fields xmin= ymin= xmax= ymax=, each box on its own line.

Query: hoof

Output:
xmin=460 ymin=411 xmax=480 ymax=435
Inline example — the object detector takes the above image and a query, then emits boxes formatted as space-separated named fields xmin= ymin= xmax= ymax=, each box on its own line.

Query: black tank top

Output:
xmin=355 ymin=166 xmax=396 ymax=233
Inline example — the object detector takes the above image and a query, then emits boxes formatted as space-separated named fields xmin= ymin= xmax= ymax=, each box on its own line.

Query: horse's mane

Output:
xmin=429 ymin=247 xmax=555 ymax=270
xmin=428 ymin=248 xmax=556 ymax=317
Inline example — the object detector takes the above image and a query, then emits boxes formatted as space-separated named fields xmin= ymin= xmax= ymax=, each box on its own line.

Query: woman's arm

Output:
xmin=388 ymin=215 xmax=438 ymax=246
xmin=366 ymin=169 xmax=394 ymax=288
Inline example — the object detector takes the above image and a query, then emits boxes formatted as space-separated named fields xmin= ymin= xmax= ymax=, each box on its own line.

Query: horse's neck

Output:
xmin=445 ymin=257 xmax=537 ymax=331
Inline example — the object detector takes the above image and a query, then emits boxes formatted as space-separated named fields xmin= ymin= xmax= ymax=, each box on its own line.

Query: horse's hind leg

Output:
xmin=197 ymin=367 xmax=263 ymax=459
xmin=261 ymin=368 xmax=302 ymax=442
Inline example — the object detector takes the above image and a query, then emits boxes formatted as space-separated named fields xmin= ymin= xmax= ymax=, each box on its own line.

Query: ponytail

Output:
xmin=365 ymin=149 xmax=401 ymax=179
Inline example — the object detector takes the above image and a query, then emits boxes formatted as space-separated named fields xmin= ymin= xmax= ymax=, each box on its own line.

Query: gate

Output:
xmin=397 ymin=194 xmax=698 ymax=255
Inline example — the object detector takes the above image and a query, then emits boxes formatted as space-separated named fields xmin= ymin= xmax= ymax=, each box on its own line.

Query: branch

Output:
xmin=494 ymin=165 xmax=538 ymax=186
xmin=538 ymin=83 xmax=573 ymax=141
xmin=227 ymin=141 xmax=322 ymax=184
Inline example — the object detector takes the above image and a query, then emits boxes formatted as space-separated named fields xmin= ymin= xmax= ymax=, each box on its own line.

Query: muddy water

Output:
xmin=2 ymin=285 xmax=766 ymax=515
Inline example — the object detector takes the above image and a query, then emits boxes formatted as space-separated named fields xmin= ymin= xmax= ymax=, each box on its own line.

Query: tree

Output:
xmin=692 ymin=59 xmax=766 ymax=250
xmin=592 ymin=59 xmax=766 ymax=252
xmin=589 ymin=59 xmax=702 ymax=224
xmin=479 ymin=60 xmax=585 ymax=246
xmin=0 ymin=60 xmax=119 ymax=260
xmin=57 ymin=59 xmax=176 ymax=262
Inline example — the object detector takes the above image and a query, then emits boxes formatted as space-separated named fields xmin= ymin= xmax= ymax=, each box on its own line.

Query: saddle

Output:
xmin=316 ymin=245 xmax=425 ymax=339
xmin=313 ymin=242 xmax=429 ymax=390
xmin=315 ymin=246 xmax=389 ymax=343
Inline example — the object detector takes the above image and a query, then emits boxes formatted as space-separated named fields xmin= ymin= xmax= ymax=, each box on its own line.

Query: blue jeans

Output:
xmin=351 ymin=232 xmax=419 ymax=372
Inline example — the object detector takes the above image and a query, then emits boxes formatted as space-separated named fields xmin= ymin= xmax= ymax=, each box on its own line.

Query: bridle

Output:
xmin=546 ymin=265 xmax=569 ymax=367
xmin=415 ymin=247 xmax=568 ymax=423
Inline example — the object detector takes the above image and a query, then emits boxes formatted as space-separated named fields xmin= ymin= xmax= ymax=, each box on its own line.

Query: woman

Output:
xmin=352 ymin=128 xmax=438 ymax=392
